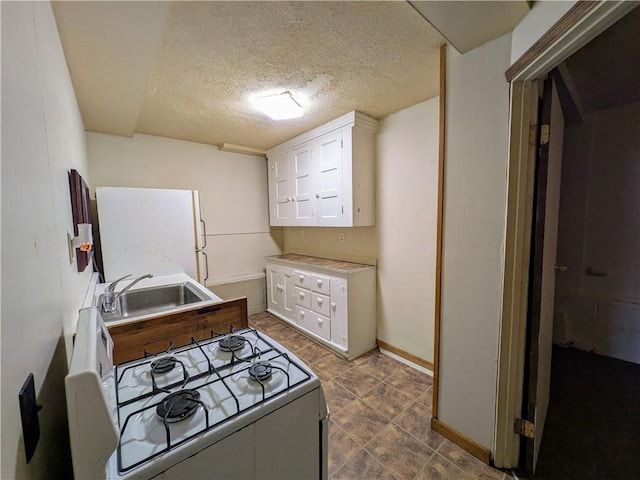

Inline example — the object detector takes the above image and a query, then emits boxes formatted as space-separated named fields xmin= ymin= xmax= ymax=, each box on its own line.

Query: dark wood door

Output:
xmin=522 ymin=78 xmax=565 ymax=474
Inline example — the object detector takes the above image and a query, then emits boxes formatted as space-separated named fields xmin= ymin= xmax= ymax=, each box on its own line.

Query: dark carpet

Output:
xmin=533 ymin=345 xmax=640 ymax=479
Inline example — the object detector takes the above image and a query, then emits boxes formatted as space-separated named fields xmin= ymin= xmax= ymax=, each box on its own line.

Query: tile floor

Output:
xmin=249 ymin=312 xmax=512 ymax=480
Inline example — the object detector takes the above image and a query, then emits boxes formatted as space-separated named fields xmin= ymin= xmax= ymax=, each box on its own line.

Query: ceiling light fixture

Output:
xmin=251 ymin=91 xmax=303 ymax=120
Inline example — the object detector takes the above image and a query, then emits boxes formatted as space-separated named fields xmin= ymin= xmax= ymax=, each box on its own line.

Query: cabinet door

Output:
xmin=330 ymin=278 xmax=348 ymax=350
xmin=267 ymin=265 xmax=284 ymax=315
xmin=267 ymin=152 xmax=292 ymax=226
xmin=282 ymin=267 xmax=295 ymax=317
xmin=316 ymin=130 xmax=344 ymax=226
xmin=292 ymin=143 xmax=316 ymax=225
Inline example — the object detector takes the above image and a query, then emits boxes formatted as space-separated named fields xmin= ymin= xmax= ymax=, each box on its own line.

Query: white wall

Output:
xmin=510 ymin=0 xmax=576 ymax=63
xmin=554 ymin=100 xmax=640 ymax=363
xmin=87 ymin=132 xmax=283 ymax=286
xmin=283 ymin=98 xmax=440 ymax=363
xmin=1 ymin=2 xmax=92 ymax=477
xmin=438 ymin=34 xmax=512 ymax=449
xmin=375 ymin=99 xmax=439 ymax=361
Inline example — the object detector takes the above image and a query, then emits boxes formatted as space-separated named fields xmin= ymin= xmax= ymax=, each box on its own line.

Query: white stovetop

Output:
xmin=81 ymin=272 xmax=223 ymax=328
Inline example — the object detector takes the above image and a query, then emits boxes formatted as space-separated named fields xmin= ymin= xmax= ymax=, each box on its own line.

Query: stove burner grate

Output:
xmin=219 ymin=335 xmax=246 ymax=352
xmin=248 ymin=362 xmax=273 ymax=382
xmin=156 ymin=389 xmax=201 ymax=422
xmin=150 ymin=356 xmax=177 ymax=374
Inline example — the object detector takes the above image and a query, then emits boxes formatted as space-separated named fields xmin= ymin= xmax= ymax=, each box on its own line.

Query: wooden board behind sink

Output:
xmin=108 ymin=297 xmax=248 ymax=364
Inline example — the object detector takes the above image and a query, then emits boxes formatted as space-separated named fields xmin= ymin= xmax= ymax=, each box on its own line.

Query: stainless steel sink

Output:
xmin=98 ymin=282 xmax=210 ymax=321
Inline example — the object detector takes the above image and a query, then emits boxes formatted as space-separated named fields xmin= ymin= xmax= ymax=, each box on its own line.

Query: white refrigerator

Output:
xmin=96 ymin=187 xmax=208 ymax=284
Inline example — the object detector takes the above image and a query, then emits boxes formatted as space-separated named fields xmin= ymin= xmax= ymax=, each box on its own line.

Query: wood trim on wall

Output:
xmin=376 ymin=339 xmax=434 ymax=371
xmin=432 ymin=43 xmax=447 ymax=419
xmin=506 ymin=1 xmax=599 ymax=81
xmin=431 ymin=417 xmax=492 ymax=465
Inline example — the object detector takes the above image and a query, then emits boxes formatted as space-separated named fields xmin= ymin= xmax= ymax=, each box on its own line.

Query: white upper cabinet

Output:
xmin=316 ymin=129 xmax=343 ymax=226
xmin=266 ymin=111 xmax=377 ymax=227
xmin=267 ymin=151 xmax=293 ymax=226
xmin=292 ymin=142 xmax=316 ymax=226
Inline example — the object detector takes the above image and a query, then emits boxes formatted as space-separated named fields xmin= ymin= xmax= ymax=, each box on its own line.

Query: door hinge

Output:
xmin=540 ymin=124 xmax=550 ymax=145
xmin=341 ymin=139 xmax=343 ymax=148
xmin=341 ymin=205 xmax=344 ymax=214
xmin=514 ymin=418 xmax=535 ymax=439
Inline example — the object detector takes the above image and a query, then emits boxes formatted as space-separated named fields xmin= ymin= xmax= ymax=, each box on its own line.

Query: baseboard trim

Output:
xmin=376 ymin=339 xmax=434 ymax=371
xmin=431 ymin=417 xmax=491 ymax=465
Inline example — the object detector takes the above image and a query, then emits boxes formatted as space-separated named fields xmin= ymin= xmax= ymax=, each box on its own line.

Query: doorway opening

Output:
xmin=530 ymin=7 xmax=640 ymax=476
xmin=494 ymin=1 xmax=639 ymax=474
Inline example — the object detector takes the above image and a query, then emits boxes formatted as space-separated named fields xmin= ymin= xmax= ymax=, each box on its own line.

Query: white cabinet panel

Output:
xmin=282 ymin=267 xmax=295 ymax=317
xmin=296 ymin=306 xmax=330 ymax=342
xmin=312 ymin=292 xmax=331 ymax=317
xmin=294 ymin=271 xmax=311 ymax=288
xmin=294 ymin=286 xmax=311 ymax=309
xmin=267 ymin=265 xmax=295 ymax=318
xmin=266 ymin=264 xmax=284 ymax=316
xmin=311 ymin=273 xmax=331 ymax=295
xmin=266 ymin=111 xmax=376 ymax=227
xmin=330 ymin=278 xmax=348 ymax=350
xmin=292 ymin=143 xmax=315 ymax=226
xmin=266 ymin=255 xmax=376 ymax=360
xmin=316 ymin=129 xmax=344 ymax=226
xmin=267 ymin=152 xmax=292 ymax=226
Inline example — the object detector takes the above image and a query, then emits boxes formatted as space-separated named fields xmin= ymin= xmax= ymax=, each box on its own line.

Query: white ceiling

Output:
xmin=53 ymin=1 xmax=445 ymax=151
xmin=52 ymin=1 xmax=535 ymax=151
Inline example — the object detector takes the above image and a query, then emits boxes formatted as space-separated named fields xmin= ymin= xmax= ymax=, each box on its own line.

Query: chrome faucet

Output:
xmin=101 ymin=274 xmax=153 ymax=313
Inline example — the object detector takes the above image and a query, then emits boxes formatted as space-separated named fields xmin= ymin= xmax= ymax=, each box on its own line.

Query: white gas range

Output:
xmin=66 ymin=307 xmax=328 ymax=479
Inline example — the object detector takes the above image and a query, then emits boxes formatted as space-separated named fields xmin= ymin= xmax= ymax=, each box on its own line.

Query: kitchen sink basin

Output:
xmin=98 ymin=282 xmax=210 ymax=321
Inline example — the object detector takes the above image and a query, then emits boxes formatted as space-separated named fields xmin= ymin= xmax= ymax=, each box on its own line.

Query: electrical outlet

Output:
xmin=300 ymin=230 xmax=305 ymax=240
xmin=339 ymin=232 xmax=345 ymax=243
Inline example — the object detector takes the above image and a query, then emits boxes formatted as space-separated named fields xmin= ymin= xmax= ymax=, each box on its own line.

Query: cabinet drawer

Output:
xmin=310 ymin=274 xmax=331 ymax=295
xmin=296 ymin=306 xmax=331 ymax=341
xmin=311 ymin=292 xmax=331 ymax=317
xmin=294 ymin=286 xmax=311 ymax=309
xmin=294 ymin=271 xmax=311 ymax=288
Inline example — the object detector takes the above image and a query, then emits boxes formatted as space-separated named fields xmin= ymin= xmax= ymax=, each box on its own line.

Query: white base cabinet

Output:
xmin=266 ymin=254 xmax=376 ymax=360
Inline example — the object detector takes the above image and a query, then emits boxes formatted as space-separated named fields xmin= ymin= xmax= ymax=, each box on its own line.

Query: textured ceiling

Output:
xmin=53 ymin=1 xmax=445 ymax=151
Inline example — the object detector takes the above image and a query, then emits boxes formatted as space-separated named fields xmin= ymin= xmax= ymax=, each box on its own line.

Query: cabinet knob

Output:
xmin=331 ymin=302 xmax=336 ymax=311
xmin=318 ymin=318 xmax=323 ymax=325
xmin=317 ymin=280 xmax=323 ymax=287
xmin=299 ymin=292 xmax=305 ymax=298
xmin=316 ymin=193 xmax=320 ymax=199
xmin=299 ymin=275 xmax=304 ymax=282
xmin=300 ymin=310 xmax=305 ymax=318
xmin=317 ymin=298 xmax=323 ymax=305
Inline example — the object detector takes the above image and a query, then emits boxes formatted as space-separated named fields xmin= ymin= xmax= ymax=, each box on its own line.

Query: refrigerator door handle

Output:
xmin=200 ymin=218 xmax=207 ymax=249
xmin=200 ymin=250 xmax=209 ymax=283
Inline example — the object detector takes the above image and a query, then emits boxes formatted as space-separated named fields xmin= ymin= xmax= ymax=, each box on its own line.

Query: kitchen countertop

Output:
xmin=266 ymin=253 xmax=375 ymax=274
xmin=82 ymin=273 xmax=223 ymax=328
